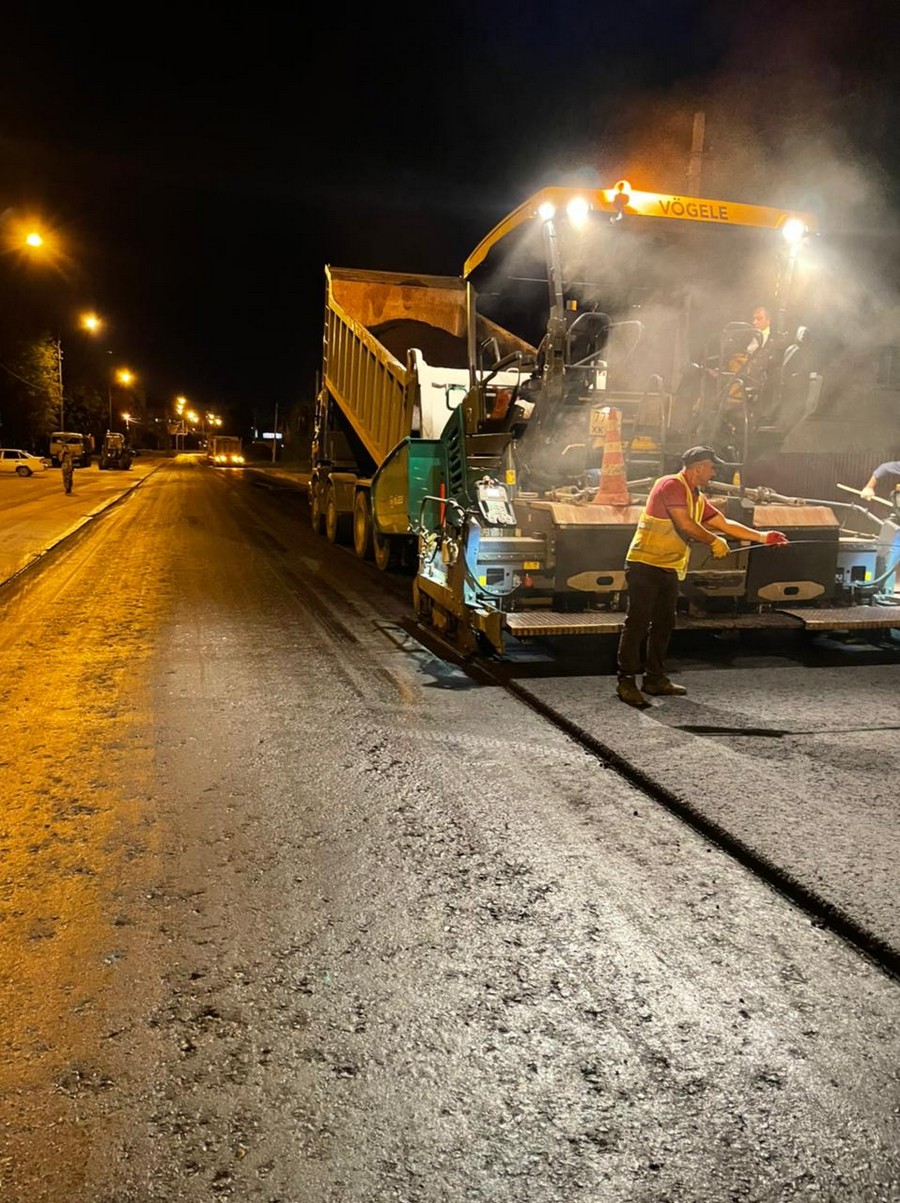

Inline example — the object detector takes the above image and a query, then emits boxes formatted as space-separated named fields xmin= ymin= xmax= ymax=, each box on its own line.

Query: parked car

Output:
xmin=0 ymin=448 xmax=50 ymax=476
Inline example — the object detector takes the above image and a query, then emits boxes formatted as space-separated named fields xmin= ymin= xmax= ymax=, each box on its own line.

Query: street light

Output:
xmin=52 ymin=311 xmax=104 ymax=431
xmin=111 ymin=368 xmax=135 ymax=431
xmin=71 ymin=311 xmax=105 ymax=433
xmin=6 ymin=216 xmax=70 ymax=272
xmin=1 ymin=219 xmax=95 ymax=434
xmin=171 ymin=396 xmax=192 ymax=452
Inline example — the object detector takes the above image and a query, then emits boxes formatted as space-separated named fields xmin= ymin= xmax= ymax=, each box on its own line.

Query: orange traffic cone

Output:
xmin=591 ymin=406 xmax=630 ymax=505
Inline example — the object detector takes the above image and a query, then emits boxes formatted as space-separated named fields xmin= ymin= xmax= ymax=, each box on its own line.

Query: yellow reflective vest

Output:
xmin=626 ymin=472 xmax=707 ymax=580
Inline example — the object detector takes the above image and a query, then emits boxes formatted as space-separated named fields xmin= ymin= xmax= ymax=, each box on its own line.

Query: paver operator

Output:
xmin=616 ymin=446 xmax=790 ymax=709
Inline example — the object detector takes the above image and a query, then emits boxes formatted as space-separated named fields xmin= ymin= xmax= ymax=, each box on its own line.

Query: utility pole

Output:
xmin=56 ymin=335 xmax=65 ymax=430
xmin=672 ymin=111 xmax=707 ymax=401
xmin=271 ymin=401 xmax=278 ymax=463
xmin=686 ymin=110 xmax=705 ymax=195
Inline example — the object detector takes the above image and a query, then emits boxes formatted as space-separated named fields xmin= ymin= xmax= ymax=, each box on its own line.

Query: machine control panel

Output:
xmin=475 ymin=480 xmax=517 ymax=527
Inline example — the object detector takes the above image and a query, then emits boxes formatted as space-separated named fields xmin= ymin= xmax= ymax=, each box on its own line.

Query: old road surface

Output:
xmin=0 ymin=453 xmax=898 ymax=1202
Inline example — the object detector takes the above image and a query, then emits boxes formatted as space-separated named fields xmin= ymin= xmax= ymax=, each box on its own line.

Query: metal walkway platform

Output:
xmin=502 ymin=604 xmax=900 ymax=639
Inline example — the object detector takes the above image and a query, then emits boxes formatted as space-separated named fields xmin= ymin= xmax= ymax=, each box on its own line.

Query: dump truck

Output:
xmin=207 ymin=435 xmax=244 ymax=466
xmin=308 ymin=266 xmax=534 ymax=569
xmin=49 ymin=431 xmax=93 ymax=468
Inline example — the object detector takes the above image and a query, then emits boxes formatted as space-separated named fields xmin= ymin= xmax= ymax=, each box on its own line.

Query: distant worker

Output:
xmin=860 ymin=460 xmax=900 ymax=502
xmin=616 ymin=446 xmax=790 ymax=709
xmin=59 ymin=442 xmax=74 ymax=495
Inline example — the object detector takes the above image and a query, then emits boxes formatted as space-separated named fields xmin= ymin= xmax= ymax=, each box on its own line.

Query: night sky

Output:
xmin=1 ymin=1 xmax=898 ymax=432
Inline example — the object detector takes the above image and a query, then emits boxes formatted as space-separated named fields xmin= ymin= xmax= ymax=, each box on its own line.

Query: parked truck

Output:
xmin=49 ymin=431 xmax=93 ymax=468
xmin=308 ymin=266 xmax=533 ymax=569
xmin=98 ymin=431 xmax=133 ymax=470
xmin=207 ymin=435 xmax=244 ymax=466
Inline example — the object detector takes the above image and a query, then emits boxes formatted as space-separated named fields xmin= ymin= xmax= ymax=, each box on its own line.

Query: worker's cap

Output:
xmin=681 ymin=445 xmax=727 ymax=469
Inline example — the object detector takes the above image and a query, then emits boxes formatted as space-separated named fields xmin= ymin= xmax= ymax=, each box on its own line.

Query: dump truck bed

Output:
xmin=324 ymin=266 xmax=534 ymax=468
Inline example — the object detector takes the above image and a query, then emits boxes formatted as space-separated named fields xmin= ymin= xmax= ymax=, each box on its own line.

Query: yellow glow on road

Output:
xmin=0 ymin=534 xmax=158 ymax=1188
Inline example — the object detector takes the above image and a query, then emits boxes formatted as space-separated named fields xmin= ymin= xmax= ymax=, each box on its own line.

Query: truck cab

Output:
xmin=49 ymin=432 xmax=92 ymax=468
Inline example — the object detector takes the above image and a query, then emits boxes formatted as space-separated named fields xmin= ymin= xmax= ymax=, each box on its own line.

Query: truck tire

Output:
xmin=372 ymin=526 xmax=397 ymax=571
xmin=309 ymin=482 xmax=325 ymax=534
xmin=325 ymin=485 xmax=351 ymax=544
xmin=352 ymin=491 xmax=373 ymax=560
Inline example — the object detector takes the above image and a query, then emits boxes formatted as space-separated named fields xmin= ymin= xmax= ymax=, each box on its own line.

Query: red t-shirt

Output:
xmin=646 ymin=474 xmax=719 ymax=523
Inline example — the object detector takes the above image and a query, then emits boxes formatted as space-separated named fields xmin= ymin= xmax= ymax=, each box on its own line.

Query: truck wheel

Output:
xmin=325 ymin=485 xmax=351 ymax=544
xmin=372 ymin=526 xmax=397 ymax=571
xmin=352 ymin=491 xmax=373 ymax=559
xmin=309 ymin=482 xmax=325 ymax=534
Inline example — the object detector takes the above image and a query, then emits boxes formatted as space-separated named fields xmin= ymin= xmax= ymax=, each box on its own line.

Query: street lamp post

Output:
xmin=67 ymin=311 xmax=103 ymax=434
xmin=49 ymin=311 xmax=105 ymax=433
xmin=9 ymin=227 xmax=110 ymax=446
xmin=112 ymin=368 xmax=135 ymax=431
xmin=14 ymin=226 xmax=65 ymax=425
xmin=174 ymin=396 xmax=187 ymax=452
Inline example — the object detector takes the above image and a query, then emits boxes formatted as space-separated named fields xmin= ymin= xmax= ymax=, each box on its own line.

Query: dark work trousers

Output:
xmin=616 ymin=561 xmax=680 ymax=681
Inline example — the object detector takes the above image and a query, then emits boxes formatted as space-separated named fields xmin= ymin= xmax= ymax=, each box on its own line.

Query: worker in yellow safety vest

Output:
xmin=616 ymin=446 xmax=789 ymax=709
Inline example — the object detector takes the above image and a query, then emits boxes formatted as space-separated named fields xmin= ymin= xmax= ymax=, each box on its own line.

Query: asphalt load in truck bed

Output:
xmin=370 ymin=319 xmax=470 ymax=368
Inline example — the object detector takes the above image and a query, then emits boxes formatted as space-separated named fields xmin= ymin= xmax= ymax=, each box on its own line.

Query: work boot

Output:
xmin=616 ymin=677 xmax=650 ymax=708
xmin=642 ymin=676 xmax=687 ymax=696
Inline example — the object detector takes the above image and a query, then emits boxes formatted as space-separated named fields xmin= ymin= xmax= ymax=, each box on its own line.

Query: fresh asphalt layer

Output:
xmin=511 ymin=663 xmax=900 ymax=973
